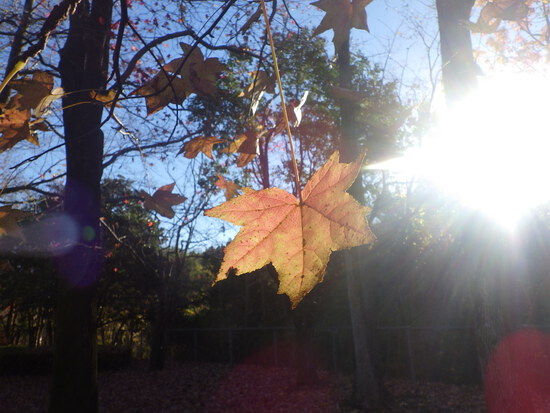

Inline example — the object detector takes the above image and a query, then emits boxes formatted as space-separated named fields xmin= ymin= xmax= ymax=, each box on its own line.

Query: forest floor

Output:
xmin=0 ymin=361 xmax=487 ymax=413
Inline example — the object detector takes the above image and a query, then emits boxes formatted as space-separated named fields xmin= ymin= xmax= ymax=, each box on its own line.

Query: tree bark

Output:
xmin=435 ymin=0 xmax=530 ymax=388
xmin=48 ymin=1 xmax=112 ymax=412
xmin=436 ymin=0 xmax=477 ymax=104
xmin=338 ymin=35 xmax=384 ymax=409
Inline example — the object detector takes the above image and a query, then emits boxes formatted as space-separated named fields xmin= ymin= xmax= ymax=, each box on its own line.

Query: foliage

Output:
xmin=206 ymin=151 xmax=374 ymax=307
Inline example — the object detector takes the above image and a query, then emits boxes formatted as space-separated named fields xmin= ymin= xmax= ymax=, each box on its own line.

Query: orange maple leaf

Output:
xmin=205 ymin=151 xmax=375 ymax=307
xmin=140 ymin=183 xmax=186 ymax=219
xmin=178 ymin=135 xmax=223 ymax=159
xmin=215 ymin=174 xmax=241 ymax=200
xmin=311 ymin=0 xmax=374 ymax=51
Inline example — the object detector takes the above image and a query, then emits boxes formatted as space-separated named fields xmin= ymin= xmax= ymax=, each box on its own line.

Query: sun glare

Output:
xmin=370 ymin=71 xmax=550 ymax=230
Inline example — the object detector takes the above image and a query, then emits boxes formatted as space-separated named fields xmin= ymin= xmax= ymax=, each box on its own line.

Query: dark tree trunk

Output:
xmin=337 ymin=35 xmax=384 ymax=409
xmin=48 ymin=1 xmax=112 ymax=412
xmin=436 ymin=0 xmax=477 ymax=104
xmin=435 ymin=0 xmax=531 ymax=390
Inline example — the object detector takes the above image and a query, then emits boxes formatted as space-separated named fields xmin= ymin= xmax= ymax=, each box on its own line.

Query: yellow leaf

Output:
xmin=205 ymin=151 xmax=375 ymax=307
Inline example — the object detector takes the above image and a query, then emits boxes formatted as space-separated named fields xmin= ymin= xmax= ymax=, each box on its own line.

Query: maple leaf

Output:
xmin=205 ymin=151 xmax=375 ymax=307
xmin=311 ymin=0 xmax=374 ymax=51
xmin=0 ymin=206 xmax=31 ymax=241
xmin=220 ymin=132 xmax=259 ymax=167
xmin=0 ymin=96 xmax=37 ymax=153
xmin=90 ymin=89 xmax=120 ymax=108
xmin=133 ymin=72 xmax=190 ymax=116
xmin=239 ymin=70 xmax=275 ymax=115
xmin=9 ymin=71 xmax=53 ymax=110
xmin=133 ymin=44 xmax=225 ymax=115
xmin=166 ymin=43 xmax=226 ymax=96
xmin=215 ymin=174 xmax=241 ymax=200
xmin=272 ymin=91 xmax=309 ymax=136
xmin=8 ymin=71 xmax=63 ymax=117
xmin=178 ymin=135 xmax=223 ymax=159
xmin=140 ymin=183 xmax=186 ymax=219
xmin=466 ymin=0 xmax=528 ymax=33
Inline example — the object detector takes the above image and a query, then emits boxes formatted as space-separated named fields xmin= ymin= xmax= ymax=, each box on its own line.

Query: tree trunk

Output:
xmin=435 ymin=0 xmax=477 ymax=104
xmin=48 ymin=1 xmax=112 ymax=412
xmin=435 ymin=0 xmax=531 ymax=389
xmin=338 ymin=35 xmax=384 ymax=409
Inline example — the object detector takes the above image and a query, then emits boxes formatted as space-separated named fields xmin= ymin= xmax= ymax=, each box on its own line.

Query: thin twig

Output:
xmin=260 ymin=0 xmax=302 ymax=202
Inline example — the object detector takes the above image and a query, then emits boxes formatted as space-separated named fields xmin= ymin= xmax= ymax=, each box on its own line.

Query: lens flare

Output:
xmin=369 ymin=71 xmax=550 ymax=230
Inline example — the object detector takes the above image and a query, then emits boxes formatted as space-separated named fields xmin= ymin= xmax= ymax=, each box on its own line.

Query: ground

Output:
xmin=0 ymin=361 xmax=486 ymax=412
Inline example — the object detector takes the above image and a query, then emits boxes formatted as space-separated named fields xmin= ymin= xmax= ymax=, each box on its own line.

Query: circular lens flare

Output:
xmin=370 ymin=71 xmax=550 ymax=230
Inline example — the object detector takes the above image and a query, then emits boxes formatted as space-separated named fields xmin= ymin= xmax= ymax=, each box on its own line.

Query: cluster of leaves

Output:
xmin=0 ymin=71 xmax=62 ymax=152
xmin=467 ymin=0 xmax=529 ymax=33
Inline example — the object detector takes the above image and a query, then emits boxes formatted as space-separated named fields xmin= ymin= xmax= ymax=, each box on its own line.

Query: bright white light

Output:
xmin=370 ymin=71 xmax=550 ymax=230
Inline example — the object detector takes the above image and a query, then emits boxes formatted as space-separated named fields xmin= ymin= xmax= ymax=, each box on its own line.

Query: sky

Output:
xmin=0 ymin=0 xmax=446 ymax=252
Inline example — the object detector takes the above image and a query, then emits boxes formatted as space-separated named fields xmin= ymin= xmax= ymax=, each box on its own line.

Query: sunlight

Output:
xmin=369 ymin=71 xmax=550 ymax=230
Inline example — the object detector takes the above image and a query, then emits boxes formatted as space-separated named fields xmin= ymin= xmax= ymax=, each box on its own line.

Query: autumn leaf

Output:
xmin=239 ymin=70 xmax=275 ymax=115
xmin=133 ymin=44 xmax=225 ymax=115
xmin=0 ymin=96 xmax=37 ymax=153
xmin=9 ymin=71 xmax=52 ymax=110
xmin=272 ymin=90 xmax=309 ymax=136
xmin=8 ymin=71 xmax=63 ymax=117
xmin=178 ymin=135 xmax=223 ymax=159
xmin=133 ymin=72 xmax=190 ymax=116
xmin=220 ymin=132 xmax=259 ymax=167
xmin=311 ymin=0 xmax=374 ymax=51
xmin=0 ymin=206 xmax=31 ymax=241
xmin=140 ymin=183 xmax=186 ymax=219
xmin=215 ymin=174 xmax=241 ymax=200
xmin=166 ymin=43 xmax=226 ymax=96
xmin=466 ymin=0 xmax=528 ymax=33
xmin=205 ymin=151 xmax=375 ymax=307
xmin=90 ymin=89 xmax=120 ymax=108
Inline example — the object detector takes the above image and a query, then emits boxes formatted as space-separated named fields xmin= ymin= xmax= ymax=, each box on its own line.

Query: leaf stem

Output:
xmin=260 ymin=0 xmax=303 ymax=203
